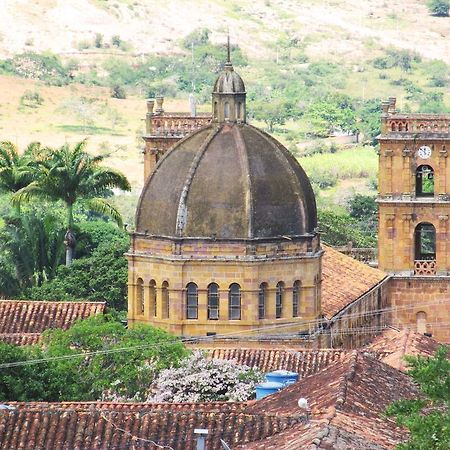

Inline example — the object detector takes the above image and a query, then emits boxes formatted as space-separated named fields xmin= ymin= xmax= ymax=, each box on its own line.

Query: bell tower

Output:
xmin=378 ymin=97 xmax=450 ymax=342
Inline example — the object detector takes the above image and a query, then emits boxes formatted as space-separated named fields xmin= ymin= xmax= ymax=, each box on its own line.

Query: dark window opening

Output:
xmin=415 ymin=223 xmax=436 ymax=260
xmin=293 ymin=281 xmax=301 ymax=318
xmin=208 ymin=283 xmax=220 ymax=320
xmin=416 ymin=165 xmax=434 ymax=197
xmin=137 ymin=278 xmax=144 ymax=314
xmin=149 ymin=280 xmax=157 ymax=317
xmin=229 ymin=283 xmax=241 ymax=320
xmin=276 ymin=282 xmax=284 ymax=319
xmin=162 ymin=281 xmax=169 ymax=319
xmin=186 ymin=283 xmax=198 ymax=319
xmin=258 ymin=283 xmax=267 ymax=319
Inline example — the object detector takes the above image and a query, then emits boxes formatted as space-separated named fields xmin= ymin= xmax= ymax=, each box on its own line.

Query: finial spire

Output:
xmin=227 ymin=30 xmax=231 ymax=64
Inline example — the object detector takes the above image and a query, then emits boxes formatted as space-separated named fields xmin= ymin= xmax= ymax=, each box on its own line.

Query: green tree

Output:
xmin=427 ymin=0 xmax=449 ymax=16
xmin=0 ymin=141 xmax=42 ymax=211
xmin=318 ymin=209 xmax=377 ymax=247
xmin=304 ymin=95 xmax=356 ymax=137
xmin=41 ymin=315 xmax=188 ymax=401
xmin=0 ymin=207 xmax=65 ymax=295
xmin=13 ymin=140 xmax=131 ymax=265
xmin=0 ymin=342 xmax=48 ymax=401
xmin=249 ymin=97 xmax=290 ymax=132
xmin=26 ymin=222 xmax=129 ymax=310
xmin=386 ymin=346 xmax=450 ymax=450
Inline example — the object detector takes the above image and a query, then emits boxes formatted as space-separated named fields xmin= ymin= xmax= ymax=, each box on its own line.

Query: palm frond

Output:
xmin=84 ymin=198 xmax=124 ymax=227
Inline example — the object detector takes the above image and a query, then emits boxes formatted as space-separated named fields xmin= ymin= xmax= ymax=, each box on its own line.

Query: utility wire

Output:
xmin=0 ymin=299 xmax=447 ymax=369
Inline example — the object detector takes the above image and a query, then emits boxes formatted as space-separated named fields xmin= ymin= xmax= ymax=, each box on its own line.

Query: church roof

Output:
xmin=321 ymin=245 xmax=388 ymax=319
xmin=136 ymin=122 xmax=317 ymax=239
xmin=213 ymin=62 xmax=245 ymax=93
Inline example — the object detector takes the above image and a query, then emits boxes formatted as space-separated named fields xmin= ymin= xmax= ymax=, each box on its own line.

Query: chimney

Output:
xmin=380 ymin=100 xmax=391 ymax=133
xmin=194 ymin=429 xmax=208 ymax=450
xmin=155 ymin=96 xmax=164 ymax=115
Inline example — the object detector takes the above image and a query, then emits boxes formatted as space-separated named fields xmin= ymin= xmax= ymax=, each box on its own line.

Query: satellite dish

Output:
xmin=298 ymin=397 xmax=308 ymax=409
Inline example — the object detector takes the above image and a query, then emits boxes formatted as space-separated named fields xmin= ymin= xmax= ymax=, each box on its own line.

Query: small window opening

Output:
xmin=258 ymin=283 xmax=267 ymax=319
xmin=415 ymin=223 xmax=436 ymax=261
xmin=293 ymin=281 xmax=301 ymax=318
xmin=276 ymin=282 xmax=284 ymax=319
xmin=416 ymin=165 xmax=434 ymax=197
xmin=162 ymin=281 xmax=169 ymax=319
xmin=224 ymin=102 xmax=230 ymax=119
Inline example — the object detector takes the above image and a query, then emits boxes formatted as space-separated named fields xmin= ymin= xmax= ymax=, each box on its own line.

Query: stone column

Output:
xmin=439 ymin=146 xmax=447 ymax=196
xmin=402 ymin=214 xmax=413 ymax=273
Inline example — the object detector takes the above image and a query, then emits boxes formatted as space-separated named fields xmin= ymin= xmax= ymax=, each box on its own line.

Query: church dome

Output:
xmin=213 ymin=62 xmax=245 ymax=94
xmin=136 ymin=122 xmax=317 ymax=239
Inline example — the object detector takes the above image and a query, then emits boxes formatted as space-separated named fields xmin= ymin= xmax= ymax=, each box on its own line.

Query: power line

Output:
xmin=0 ymin=299 xmax=447 ymax=369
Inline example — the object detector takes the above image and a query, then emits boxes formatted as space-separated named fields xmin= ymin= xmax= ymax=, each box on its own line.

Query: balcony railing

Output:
xmin=414 ymin=259 xmax=437 ymax=276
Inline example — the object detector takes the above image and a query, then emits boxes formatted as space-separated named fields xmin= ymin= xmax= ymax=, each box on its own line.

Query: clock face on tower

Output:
xmin=417 ymin=145 xmax=432 ymax=159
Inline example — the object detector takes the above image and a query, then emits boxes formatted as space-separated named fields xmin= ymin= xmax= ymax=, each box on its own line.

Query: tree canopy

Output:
xmin=386 ymin=346 xmax=450 ymax=450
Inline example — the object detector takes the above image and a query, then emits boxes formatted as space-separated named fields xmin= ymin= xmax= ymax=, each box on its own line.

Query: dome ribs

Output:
xmin=175 ymin=126 xmax=220 ymax=236
xmin=233 ymin=125 xmax=254 ymax=238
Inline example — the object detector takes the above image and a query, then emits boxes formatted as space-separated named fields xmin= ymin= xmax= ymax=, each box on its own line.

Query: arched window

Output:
xmin=136 ymin=278 xmax=144 ymax=314
xmin=207 ymin=283 xmax=220 ymax=320
xmin=415 ymin=223 xmax=436 ymax=261
xmin=186 ymin=283 xmax=198 ymax=319
xmin=293 ymin=281 xmax=301 ymax=318
xmin=416 ymin=165 xmax=434 ymax=197
xmin=276 ymin=282 xmax=284 ymax=319
xmin=258 ymin=283 xmax=267 ymax=319
xmin=229 ymin=283 xmax=241 ymax=320
xmin=149 ymin=280 xmax=157 ymax=317
xmin=162 ymin=281 xmax=169 ymax=319
xmin=416 ymin=311 xmax=427 ymax=334
xmin=224 ymin=102 xmax=230 ymax=119
xmin=214 ymin=101 xmax=218 ymax=119
xmin=236 ymin=102 xmax=242 ymax=119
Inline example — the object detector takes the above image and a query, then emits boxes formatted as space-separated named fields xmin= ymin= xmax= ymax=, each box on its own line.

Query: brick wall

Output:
xmin=388 ymin=277 xmax=450 ymax=343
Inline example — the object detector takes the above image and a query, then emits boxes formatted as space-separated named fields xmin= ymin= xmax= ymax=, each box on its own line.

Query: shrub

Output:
xmin=148 ymin=350 xmax=263 ymax=402
xmin=110 ymin=85 xmax=126 ymax=99
xmin=20 ymin=89 xmax=44 ymax=107
xmin=427 ymin=0 xmax=449 ymax=16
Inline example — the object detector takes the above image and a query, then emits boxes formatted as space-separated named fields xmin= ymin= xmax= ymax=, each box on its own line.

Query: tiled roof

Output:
xmin=1 ymin=353 xmax=417 ymax=450
xmin=0 ymin=402 xmax=299 ymax=450
xmin=321 ymin=245 xmax=387 ymax=319
xmin=365 ymin=327 xmax=441 ymax=371
xmin=0 ymin=300 xmax=105 ymax=341
xmin=0 ymin=333 xmax=41 ymax=346
xmin=238 ymin=351 xmax=418 ymax=449
xmin=207 ymin=348 xmax=351 ymax=376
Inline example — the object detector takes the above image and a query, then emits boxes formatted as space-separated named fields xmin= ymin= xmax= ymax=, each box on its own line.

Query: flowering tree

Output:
xmin=148 ymin=350 xmax=264 ymax=403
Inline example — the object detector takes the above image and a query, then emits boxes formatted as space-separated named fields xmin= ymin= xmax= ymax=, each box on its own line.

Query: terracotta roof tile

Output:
xmin=238 ymin=352 xmax=418 ymax=449
xmin=207 ymin=348 xmax=351 ymax=377
xmin=365 ymin=327 xmax=442 ymax=370
xmin=0 ymin=333 xmax=41 ymax=346
xmin=321 ymin=245 xmax=387 ymax=319
xmin=0 ymin=300 xmax=105 ymax=342
xmin=0 ymin=404 xmax=299 ymax=450
xmin=1 ymin=353 xmax=418 ymax=450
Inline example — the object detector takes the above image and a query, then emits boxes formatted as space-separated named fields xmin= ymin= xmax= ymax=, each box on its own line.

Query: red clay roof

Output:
xmin=208 ymin=348 xmax=351 ymax=376
xmin=0 ymin=333 xmax=41 ymax=346
xmin=238 ymin=352 xmax=418 ymax=449
xmin=1 ymin=353 xmax=418 ymax=450
xmin=365 ymin=327 xmax=441 ymax=371
xmin=321 ymin=245 xmax=387 ymax=319
xmin=0 ymin=300 xmax=105 ymax=343
xmin=0 ymin=402 xmax=299 ymax=450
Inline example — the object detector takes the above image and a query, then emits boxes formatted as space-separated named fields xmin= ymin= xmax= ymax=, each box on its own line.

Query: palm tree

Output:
xmin=13 ymin=140 xmax=131 ymax=265
xmin=0 ymin=141 xmax=42 ymax=213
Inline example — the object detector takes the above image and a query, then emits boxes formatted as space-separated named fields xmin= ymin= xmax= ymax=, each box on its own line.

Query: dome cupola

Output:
xmin=212 ymin=37 xmax=246 ymax=123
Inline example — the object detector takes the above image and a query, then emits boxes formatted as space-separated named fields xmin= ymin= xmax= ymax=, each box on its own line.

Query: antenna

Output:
xmin=227 ymin=29 xmax=231 ymax=63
